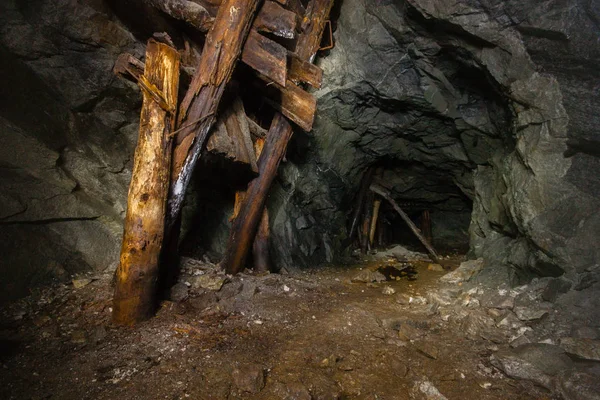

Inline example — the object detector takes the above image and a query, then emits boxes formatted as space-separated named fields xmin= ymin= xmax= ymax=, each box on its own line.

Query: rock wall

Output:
xmin=0 ymin=0 xmax=144 ymax=301
xmin=268 ymin=0 xmax=599 ymax=282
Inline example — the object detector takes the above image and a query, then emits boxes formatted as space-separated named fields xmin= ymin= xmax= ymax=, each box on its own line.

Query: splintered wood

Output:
xmin=113 ymin=39 xmax=180 ymax=326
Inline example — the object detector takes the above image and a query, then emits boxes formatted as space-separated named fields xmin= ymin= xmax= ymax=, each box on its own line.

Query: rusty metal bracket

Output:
xmin=319 ymin=20 xmax=334 ymax=51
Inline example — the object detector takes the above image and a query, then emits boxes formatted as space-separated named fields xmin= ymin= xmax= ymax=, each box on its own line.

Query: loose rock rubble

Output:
xmin=1 ymin=253 xmax=599 ymax=399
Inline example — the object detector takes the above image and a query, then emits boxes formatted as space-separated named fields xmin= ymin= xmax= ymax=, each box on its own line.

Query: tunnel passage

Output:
xmin=361 ymin=162 xmax=473 ymax=254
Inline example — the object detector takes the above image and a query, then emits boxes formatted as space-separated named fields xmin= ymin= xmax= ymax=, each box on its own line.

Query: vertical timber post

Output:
xmin=113 ymin=39 xmax=180 ymax=325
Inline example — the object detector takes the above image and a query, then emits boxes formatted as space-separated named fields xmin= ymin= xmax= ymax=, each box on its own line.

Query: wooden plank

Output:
xmin=206 ymin=96 xmax=257 ymax=172
xmin=222 ymin=0 xmax=335 ymax=275
xmin=288 ymin=54 xmax=323 ymax=88
xmin=242 ymin=30 xmax=288 ymax=87
xmin=257 ymin=78 xmax=316 ymax=131
xmin=254 ymin=0 xmax=297 ymax=39
xmin=113 ymin=39 xmax=180 ymax=326
xmin=166 ymin=0 xmax=261 ymax=232
xmin=370 ymin=184 xmax=441 ymax=264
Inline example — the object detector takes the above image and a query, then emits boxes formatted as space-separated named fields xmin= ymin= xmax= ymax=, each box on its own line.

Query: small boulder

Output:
xmin=352 ymin=269 xmax=387 ymax=283
xmin=411 ymin=379 xmax=448 ymax=400
xmin=560 ymin=338 xmax=600 ymax=361
xmin=439 ymin=259 xmax=484 ymax=284
xmin=491 ymin=343 xmax=572 ymax=389
xmin=232 ymin=364 xmax=265 ymax=394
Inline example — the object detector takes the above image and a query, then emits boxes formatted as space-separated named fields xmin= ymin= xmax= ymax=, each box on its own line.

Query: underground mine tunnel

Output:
xmin=1 ymin=0 xmax=599 ymax=399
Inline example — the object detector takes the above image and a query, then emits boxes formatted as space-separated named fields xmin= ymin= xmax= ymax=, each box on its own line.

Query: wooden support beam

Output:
xmin=206 ymin=96 xmax=258 ymax=172
xmin=361 ymin=190 xmax=374 ymax=254
xmin=242 ymin=30 xmax=288 ymax=87
xmin=222 ymin=114 xmax=292 ymax=274
xmin=253 ymin=208 xmax=271 ymax=273
xmin=370 ymin=184 xmax=441 ymax=264
xmin=166 ymin=0 xmax=261 ymax=232
xmin=113 ymin=39 xmax=180 ymax=326
xmin=369 ymin=198 xmax=381 ymax=247
xmin=421 ymin=209 xmax=432 ymax=245
xmin=345 ymin=167 xmax=375 ymax=247
xmin=256 ymin=78 xmax=317 ymax=131
xmin=254 ymin=0 xmax=298 ymax=39
xmin=288 ymin=54 xmax=323 ymax=88
xmin=222 ymin=0 xmax=335 ymax=275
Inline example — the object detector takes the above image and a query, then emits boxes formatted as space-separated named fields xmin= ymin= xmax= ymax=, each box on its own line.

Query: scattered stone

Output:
xmin=497 ymin=312 xmax=525 ymax=330
xmin=279 ymin=381 xmax=311 ymax=400
xmin=514 ymin=306 xmax=549 ymax=321
xmin=232 ymin=364 xmax=265 ymax=394
xmin=376 ymin=245 xmax=429 ymax=262
xmin=461 ymin=313 xmax=495 ymax=339
xmin=541 ymin=278 xmax=572 ymax=302
xmin=411 ymin=379 xmax=448 ymax=400
xmin=427 ymin=288 xmax=460 ymax=307
xmin=90 ymin=325 xmax=107 ymax=344
xmin=557 ymin=369 xmax=600 ymax=400
xmin=396 ymin=294 xmax=427 ymax=306
xmin=169 ymin=282 xmax=189 ymax=303
xmin=382 ymin=286 xmax=396 ymax=295
xmin=480 ymin=289 xmax=515 ymax=310
xmin=351 ymin=269 xmax=387 ymax=283
xmin=491 ymin=344 xmax=573 ymax=389
xmin=72 ymin=278 xmax=92 ymax=289
xmin=510 ymin=335 xmax=531 ymax=348
xmin=414 ymin=341 xmax=439 ymax=359
xmin=573 ymin=327 xmax=600 ymax=340
xmin=190 ymin=274 xmax=227 ymax=291
xmin=560 ymin=338 xmax=600 ymax=361
xmin=188 ymin=291 xmax=218 ymax=311
xmin=427 ymin=263 xmax=444 ymax=272
xmin=216 ymin=280 xmax=243 ymax=301
xmin=70 ymin=330 xmax=87 ymax=344
xmin=439 ymin=259 xmax=484 ymax=284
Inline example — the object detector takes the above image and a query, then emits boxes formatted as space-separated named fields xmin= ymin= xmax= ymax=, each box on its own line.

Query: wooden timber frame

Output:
xmin=113 ymin=39 xmax=180 ymax=325
xmin=222 ymin=0 xmax=336 ymax=275
xmin=112 ymin=0 xmax=334 ymax=323
xmin=370 ymin=184 xmax=441 ymax=264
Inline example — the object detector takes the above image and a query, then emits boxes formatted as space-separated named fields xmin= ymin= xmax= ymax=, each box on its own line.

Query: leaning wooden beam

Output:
xmin=166 ymin=0 xmax=261 ymax=232
xmin=222 ymin=0 xmax=335 ymax=275
xmin=255 ymin=78 xmax=317 ymax=131
xmin=370 ymin=184 xmax=441 ymax=264
xmin=222 ymin=114 xmax=292 ymax=274
xmin=369 ymin=198 xmax=381 ymax=247
xmin=361 ymin=190 xmax=374 ymax=254
xmin=113 ymin=39 xmax=180 ymax=326
xmin=345 ymin=167 xmax=375 ymax=247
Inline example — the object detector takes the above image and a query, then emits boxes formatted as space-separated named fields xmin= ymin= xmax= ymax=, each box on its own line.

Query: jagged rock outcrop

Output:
xmin=267 ymin=0 xmax=599 ymax=282
xmin=0 ymin=0 xmax=144 ymax=301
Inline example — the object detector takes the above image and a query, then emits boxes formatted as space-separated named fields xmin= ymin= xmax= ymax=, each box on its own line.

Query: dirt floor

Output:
xmin=0 ymin=252 xmax=548 ymax=399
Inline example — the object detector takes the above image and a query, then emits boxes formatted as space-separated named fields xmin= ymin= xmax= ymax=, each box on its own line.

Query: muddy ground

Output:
xmin=0 ymin=250 xmax=569 ymax=399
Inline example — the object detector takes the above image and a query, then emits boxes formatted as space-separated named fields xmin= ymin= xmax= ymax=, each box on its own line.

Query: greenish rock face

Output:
xmin=0 ymin=0 xmax=599 ymax=302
